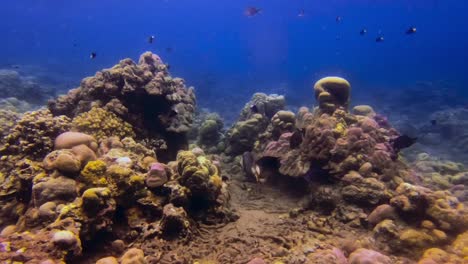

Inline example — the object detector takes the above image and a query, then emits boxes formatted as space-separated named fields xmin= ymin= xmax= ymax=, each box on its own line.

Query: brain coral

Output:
xmin=314 ymin=76 xmax=351 ymax=113
xmin=71 ymin=107 xmax=135 ymax=140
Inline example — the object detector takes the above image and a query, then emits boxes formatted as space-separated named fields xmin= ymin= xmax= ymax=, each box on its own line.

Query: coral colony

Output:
xmin=0 ymin=53 xmax=466 ymax=263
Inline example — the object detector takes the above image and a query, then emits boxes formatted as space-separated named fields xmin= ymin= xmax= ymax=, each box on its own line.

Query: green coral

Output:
xmin=71 ymin=107 xmax=135 ymax=141
xmin=198 ymin=116 xmax=223 ymax=144
xmin=177 ymin=151 xmax=221 ymax=204
xmin=225 ymin=113 xmax=268 ymax=155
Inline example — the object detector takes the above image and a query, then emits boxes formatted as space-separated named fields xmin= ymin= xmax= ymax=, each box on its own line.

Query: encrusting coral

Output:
xmin=71 ymin=107 xmax=135 ymax=141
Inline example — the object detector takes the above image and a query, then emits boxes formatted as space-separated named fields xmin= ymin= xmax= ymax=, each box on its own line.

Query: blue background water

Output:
xmin=1 ymin=0 xmax=467 ymax=117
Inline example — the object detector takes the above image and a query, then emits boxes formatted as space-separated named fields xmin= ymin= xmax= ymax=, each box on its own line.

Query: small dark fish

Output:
xmin=336 ymin=16 xmax=342 ymax=23
xmin=165 ymin=63 xmax=171 ymax=70
xmin=406 ymin=27 xmax=417 ymax=34
xmin=73 ymin=42 xmax=78 ymax=47
xmin=169 ymin=109 xmax=178 ymax=117
xmin=250 ymin=104 xmax=259 ymax=113
xmin=245 ymin=7 xmax=261 ymax=17
xmin=430 ymin=119 xmax=437 ymax=126
xmin=241 ymin=151 xmax=256 ymax=181
xmin=148 ymin=35 xmax=155 ymax=44
xmin=375 ymin=36 xmax=384 ymax=42
xmin=391 ymin=135 xmax=417 ymax=152
xmin=290 ymin=129 xmax=304 ymax=149
xmin=298 ymin=9 xmax=305 ymax=17
xmin=11 ymin=65 xmax=20 ymax=69
xmin=360 ymin=28 xmax=367 ymax=35
xmin=166 ymin=47 xmax=173 ymax=53
xmin=90 ymin=52 xmax=97 ymax=59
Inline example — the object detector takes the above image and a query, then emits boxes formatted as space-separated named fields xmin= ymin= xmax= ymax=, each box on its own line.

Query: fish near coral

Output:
xmin=241 ymin=151 xmax=270 ymax=183
xmin=390 ymin=134 xmax=417 ymax=153
xmin=289 ymin=129 xmax=304 ymax=149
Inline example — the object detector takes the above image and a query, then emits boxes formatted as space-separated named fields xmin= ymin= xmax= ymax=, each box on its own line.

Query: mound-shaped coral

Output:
xmin=314 ymin=76 xmax=351 ymax=113
xmin=224 ymin=93 xmax=285 ymax=156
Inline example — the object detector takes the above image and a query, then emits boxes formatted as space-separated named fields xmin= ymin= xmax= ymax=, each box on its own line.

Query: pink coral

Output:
xmin=348 ymin=248 xmax=391 ymax=264
xmin=146 ymin=162 xmax=168 ymax=188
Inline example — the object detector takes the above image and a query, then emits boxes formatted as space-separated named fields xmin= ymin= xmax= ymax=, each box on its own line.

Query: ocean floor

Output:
xmin=0 ymin=52 xmax=467 ymax=264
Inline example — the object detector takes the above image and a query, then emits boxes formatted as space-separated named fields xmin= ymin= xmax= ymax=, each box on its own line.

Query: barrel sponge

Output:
xmin=313 ymin=77 xmax=351 ymax=113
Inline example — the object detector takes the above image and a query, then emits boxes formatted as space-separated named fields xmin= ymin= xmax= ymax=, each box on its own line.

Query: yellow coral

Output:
xmin=71 ymin=107 xmax=135 ymax=140
xmin=452 ymin=231 xmax=468 ymax=258
xmin=399 ymin=229 xmax=436 ymax=249
xmin=333 ymin=121 xmax=347 ymax=136
xmin=209 ymin=174 xmax=222 ymax=188
xmin=80 ymin=160 xmax=107 ymax=186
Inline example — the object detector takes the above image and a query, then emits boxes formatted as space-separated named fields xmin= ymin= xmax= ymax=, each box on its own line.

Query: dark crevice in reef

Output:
xmin=125 ymin=92 xmax=188 ymax=163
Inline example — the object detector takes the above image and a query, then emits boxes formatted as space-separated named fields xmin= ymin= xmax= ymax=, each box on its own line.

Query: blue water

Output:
xmin=1 ymin=0 xmax=467 ymax=112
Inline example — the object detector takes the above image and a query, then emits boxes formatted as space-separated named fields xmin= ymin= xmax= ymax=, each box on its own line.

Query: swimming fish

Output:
xmin=250 ymin=104 xmax=259 ymax=113
xmin=90 ymin=52 xmax=97 ymax=59
xmin=336 ymin=16 xmax=342 ymax=23
xmin=290 ymin=129 xmax=304 ymax=149
xmin=148 ymin=35 xmax=155 ymax=44
xmin=360 ymin=28 xmax=367 ymax=35
xmin=245 ymin=7 xmax=261 ymax=17
xmin=298 ymin=10 xmax=305 ymax=17
xmin=391 ymin=135 xmax=417 ymax=152
xmin=241 ymin=151 xmax=256 ymax=181
xmin=406 ymin=27 xmax=417 ymax=34
xmin=375 ymin=36 xmax=384 ymax=42
xmin=430 ymin=119 xmax=437 ymax=126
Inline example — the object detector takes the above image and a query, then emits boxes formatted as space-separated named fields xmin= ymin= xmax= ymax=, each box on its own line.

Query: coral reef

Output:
xmin=1 ymin=56 xmax=467 ymax=264
xmin=71 ymin=107 xmax=135 ymax=140
xmin=0 ymin=109 xmax=71 ymax=160
xmin=0 ymin=69 xmax=55 ymax=104
xmin=190 ymin=111 xmax=225 ymax=153
xmin=224 ymin=93 xmax=285 ymax=156
xmin=48 ymin=52 xmax=195 ymax=161
xmin=314 ymin=76 xmax=351 ymax=113
xmin=0 ymin=97 xmax=34 ymax=113
xmin=0 ymin=109 xmax=20 ymax=138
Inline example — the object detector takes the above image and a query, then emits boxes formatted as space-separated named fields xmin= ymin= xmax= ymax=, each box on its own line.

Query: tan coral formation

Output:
xmin=314 ymin=76 xmax=351 ymax=113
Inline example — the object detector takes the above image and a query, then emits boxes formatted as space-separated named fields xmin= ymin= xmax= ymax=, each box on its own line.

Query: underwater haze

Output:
xmin=1 ymin=0 xmax=468 ymax=111
xmin=1 ymin=1 xmax=468 ymax=263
